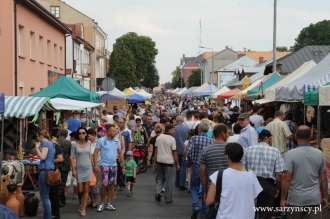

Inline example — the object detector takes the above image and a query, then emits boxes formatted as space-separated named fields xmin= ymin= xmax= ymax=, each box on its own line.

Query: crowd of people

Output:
xmin=34 ymin=95 xmax=329 ymax=219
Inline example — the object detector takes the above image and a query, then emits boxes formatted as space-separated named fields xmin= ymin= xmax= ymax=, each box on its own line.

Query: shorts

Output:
xmin=66 ymin=170 xmax=77 ymax=186
xmin=90 ymin=172 xmax=100 ymax=194
xmin=125 ymin=176 xmax=135 ymax=183
xmin=100 ymin=166 xmax=117 ymax=186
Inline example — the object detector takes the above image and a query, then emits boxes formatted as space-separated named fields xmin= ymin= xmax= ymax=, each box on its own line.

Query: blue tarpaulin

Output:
xmin=128 ymin=93 xmax=146 ymax=103
xmin=198 ymin=84 xmax=219 ymax=97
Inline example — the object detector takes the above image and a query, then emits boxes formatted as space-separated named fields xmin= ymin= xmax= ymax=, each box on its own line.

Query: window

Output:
xmin=31 ymin=87 xmax=35 ymax=94
xmin=30 ymin=32 xmax=35 ymax=60
xmin=18 ymin=25 xmax=25 ymax=56
xmin=60 ymin=46 xmax=63 ymax=68
xmin=50 ymin=6 xmax=60 ymax=18
xmin=47 ymin=40 xmax=51 ymax=65
xmin=54 ymin=44 xmax=57 ymax=67
xmin=39 ymin=36 xmax=44 ymax=63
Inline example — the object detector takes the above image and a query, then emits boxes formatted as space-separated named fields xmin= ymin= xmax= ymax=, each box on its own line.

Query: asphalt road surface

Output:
xmin=21 ymin=168 xmax=330 ymax=219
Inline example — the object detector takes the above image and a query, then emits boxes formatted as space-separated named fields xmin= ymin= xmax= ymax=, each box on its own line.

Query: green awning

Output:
xmin=30 ymin=76 xmax=100 ymax=103
xmin=304 ymin=82 xmax=330 ymax=106
xmin=246 ymin=72 xmax=281 ymax=100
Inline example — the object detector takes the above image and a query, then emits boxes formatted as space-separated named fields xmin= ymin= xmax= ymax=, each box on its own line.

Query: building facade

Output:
xmin=0 ymin=0 xmax=70 ymax=96
xmin=65 ymin=23 xmax=94 ymax=89
xmin=37 ymin=0 xmax=108 ymax=91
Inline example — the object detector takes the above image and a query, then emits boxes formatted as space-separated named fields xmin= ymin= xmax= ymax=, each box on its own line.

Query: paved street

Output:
xmin=22 ymin=168 xmax=192 ymax=219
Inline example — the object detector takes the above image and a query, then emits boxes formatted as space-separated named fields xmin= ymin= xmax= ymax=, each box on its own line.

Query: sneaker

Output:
xmin=155 ymin=194 xmax=162 ymax=202
xmin=161 ymin=188 xmax=165 ymax=193
xmin=127 ymin=191 xmax=131 ymax=197
xmin=72 ymin=196 xmax=78 ymax=200
xmin=97 ymin=203 xmax=105 ymax=212
xmin=105 ymin=203 xmax=116 ymax=211
xmin=191 ymin=208 xmax=200 ymax=219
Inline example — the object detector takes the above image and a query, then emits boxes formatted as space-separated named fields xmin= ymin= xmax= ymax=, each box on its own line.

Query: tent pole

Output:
xmin=317 ymin=106 xmax=321 ymax=147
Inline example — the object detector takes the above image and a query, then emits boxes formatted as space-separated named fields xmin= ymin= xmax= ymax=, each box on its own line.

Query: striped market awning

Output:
xmin=4 ymin=96 xmax=57 ymax=119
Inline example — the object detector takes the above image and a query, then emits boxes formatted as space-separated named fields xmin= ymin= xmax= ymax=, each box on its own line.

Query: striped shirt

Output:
xmin=200 ymin=142 xmax=229 ymax=186
xmin=242 ymin=142 xmax=284 ymax=181
xmin=187 ymin=134 xmax=214 ymax=164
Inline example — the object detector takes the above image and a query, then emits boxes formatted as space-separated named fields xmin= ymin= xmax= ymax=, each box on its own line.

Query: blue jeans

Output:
xmin=175 ymin=155 xmax=187 ymax=187
xmin=39 ymin=171 xmax=52 ymax=219
xmin=190 ymin=164 xmax=208 ymax=216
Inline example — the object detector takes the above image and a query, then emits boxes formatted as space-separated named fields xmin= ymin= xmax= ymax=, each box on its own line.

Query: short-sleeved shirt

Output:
xmin=284 ymin=144 xmax=326 ymax=206
xmin=266 ymin=118 xmax=292 ymax=153
xmin=38 ymin=140 xmax=55 ymax=171
xmin=57 ymin=138 xmax=71 ymax=172
xmin=200 ymin=142 xmax=229 ymax=187
xmin=96 ymin=137 xmax=121 ymax=167
xmin=118 ymin=128 xmax=133 ymax=151
xmin=54 ymin=143 xmax=63 ymax=169
xmin=173 ymin=124 xmax=190 ymax=155
xmin=155 ymin=134 xmax=176 ymax=165
xmin=149 ymin=135 xmax=160 ymax=158
xmin=242 ymin=142 xmax=284 ymax=181
xmin=125 ymin=159 xmax=137 ymax=177
xmin=65 ymin=118 xmax=81 ymax=132
xmin=187 ymin=134 xmax=214 ymax=164
xmin=249 ymin=115 xmax=264 ymax=130
xmin=237 ymin=124 xmax=258 ymax=149
xmin=210 ymin=169 xmax=262 ymax=219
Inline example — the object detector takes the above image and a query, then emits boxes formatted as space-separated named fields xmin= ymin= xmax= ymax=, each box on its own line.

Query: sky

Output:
xmin=63 ymin=0 xmax=330 ymax=84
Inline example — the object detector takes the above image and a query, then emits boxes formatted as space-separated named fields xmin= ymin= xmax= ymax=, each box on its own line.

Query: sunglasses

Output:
xmin=78 ymin=132 xmax=86 ymax=135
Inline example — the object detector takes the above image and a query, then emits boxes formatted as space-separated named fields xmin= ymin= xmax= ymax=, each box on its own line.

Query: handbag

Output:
xmin=45 ymin=145 xmax=61 ymax=186
xmin=89 ymin=142 xmax=97 ymax=187
xmin=206 ymin=170 xmax=223 ymax=219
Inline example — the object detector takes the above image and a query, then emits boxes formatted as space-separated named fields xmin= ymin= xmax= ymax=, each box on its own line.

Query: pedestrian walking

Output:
xmin=237 ymin=113 xmax=258 ymax=149
xmin=124 ymin=151 xmax=137 ymax=197
xmin=242 ymin=129 xmax=284 ymax=219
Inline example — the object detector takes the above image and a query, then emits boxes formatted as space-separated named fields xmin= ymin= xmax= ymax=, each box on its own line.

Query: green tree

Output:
xmin=107 ymin=47 xmax=138 ymax=90
xmin=141 ymin=64 xmax=160 ymax=89
xmin=172 ymin=76 xmax=182 ymax=89
xmin=113 ymin=32 xmax=158 ymax=80
xmin=164 ymin=82 xmax=172 ymax=89
xmin=188 ymin=69 xmax=201 ymax=87
xmin=291 ymin=20 xmax=330 ymax=51
xmin=276 ymin=46 xmax=289 ymax=52
xmin=171 ymin=66 xmax=182 ymax=88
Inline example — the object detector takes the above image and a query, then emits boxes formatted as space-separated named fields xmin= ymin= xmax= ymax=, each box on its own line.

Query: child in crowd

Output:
xmin=124 ymin=151 xmax=137 ymax=197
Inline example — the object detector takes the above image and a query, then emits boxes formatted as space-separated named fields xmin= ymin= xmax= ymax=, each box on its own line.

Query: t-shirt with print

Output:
xmin=124 ymin=159 xmax=137 ymax=177
xmin=96 ymin=137 xmax=121 ymax=167
xmin=209 ymin=168 xmax=262 ymax=219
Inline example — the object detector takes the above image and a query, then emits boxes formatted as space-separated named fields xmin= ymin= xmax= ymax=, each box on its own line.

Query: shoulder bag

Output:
xmin=89 ymin=142 xmax=97 ymax=187
xmin=206 ymin=170 xmax=223 ymax=219
xmin=45 ymin=144 xmax=61 ymax=186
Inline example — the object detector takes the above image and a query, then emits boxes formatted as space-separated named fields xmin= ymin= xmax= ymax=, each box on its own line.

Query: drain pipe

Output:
xmin=14 ymin=0 xmax=22 ymax=96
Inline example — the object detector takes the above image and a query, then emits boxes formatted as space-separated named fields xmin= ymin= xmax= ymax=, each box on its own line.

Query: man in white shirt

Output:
xmin=227 ymin=123 xmax=242 ymax=143
xmin=249 ymin=106 xmax=264 ymax=129
xmin=183 ymin=111 xmax=200 ymax=129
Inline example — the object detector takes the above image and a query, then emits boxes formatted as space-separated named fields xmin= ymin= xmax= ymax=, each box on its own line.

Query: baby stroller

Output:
xmin=133 ymin=147 xmax=148 ymax=174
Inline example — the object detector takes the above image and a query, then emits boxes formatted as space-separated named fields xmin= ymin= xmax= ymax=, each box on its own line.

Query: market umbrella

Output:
xmin=128 ymin=93 xmax=147 ymax=103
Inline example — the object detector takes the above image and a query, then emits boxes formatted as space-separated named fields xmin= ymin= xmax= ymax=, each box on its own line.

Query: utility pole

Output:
xmin=273 ymin=0 xmax=277 ymax=73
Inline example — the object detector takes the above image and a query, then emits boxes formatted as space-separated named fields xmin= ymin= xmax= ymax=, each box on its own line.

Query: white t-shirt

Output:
xmin=106 ymin=115 xmax=114 ymax=124
xmin=226 ymin=134 xmax=240 ymax=143
xmin=249 ymin=115 xmax=264 ymax=129
xmin=210 ymin=168 xmax=262 ymax=219
xmin=183 ymin=120 xmax=200 ymax=129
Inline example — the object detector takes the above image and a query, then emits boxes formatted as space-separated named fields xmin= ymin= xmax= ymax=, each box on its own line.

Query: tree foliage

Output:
xmin=107 ymin=47 xmax=137 ymax=90
xmin=188 ymin=69 xmax=201 ymax=87
xmin=108 ymin=32 xmax=159 ymax=89
xmin=276 ymin=46 xmax=289 ymax=52
xmin=291 ymin=20 xmax=330 ymax=51
xmin=171 ymin=67 xmax=182 ymax=88
xmin=164 ymin=82 xmax=172 ymax=89
xmin=141 ymin=64 xmax=160 ymax=89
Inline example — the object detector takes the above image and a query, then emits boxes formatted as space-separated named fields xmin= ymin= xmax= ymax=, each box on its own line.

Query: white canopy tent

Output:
xmin=137 ymin=89 xmax=153 ymax=98
xmin=97 ymin=88 xmax=127 ymax=99
xmin=175 ymin=87 xmax=187 ymax=95
xmin=254 ymin=60 xmax=316 ymax=104
xmin=276 ymin=53 xmax=330 ymax=102
xmin=50 ymin=98 xmax=104 ymax=110
xmin=211 ymin=86 xmax=230 ymax=99
xmin=192 ymin=82 xmax=209 ymax=94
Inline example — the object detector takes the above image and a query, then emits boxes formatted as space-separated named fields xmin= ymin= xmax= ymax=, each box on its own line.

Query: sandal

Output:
xmin=78 ymin=206 xmax=82 ymax=213
xmin=80 ymin=210 xmax=86 ymax=217
xmin=91 ymin=204 xmax=97 ymax=208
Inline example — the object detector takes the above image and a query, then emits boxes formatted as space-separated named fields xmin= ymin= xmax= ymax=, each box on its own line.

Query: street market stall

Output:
xmin=212 ymin=86 xmax=230 ymax=99
xmin=218 ymin=88 xmax=241 ymax=99
xmin=128 ymin=93 xmax=147 ymax=103
xmin=197 ymin=84 xmax=219 ymax=97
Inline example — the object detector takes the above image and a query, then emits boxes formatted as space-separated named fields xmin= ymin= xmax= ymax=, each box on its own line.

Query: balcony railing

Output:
xmin=96 ymin=47 xmax=107 ymax=59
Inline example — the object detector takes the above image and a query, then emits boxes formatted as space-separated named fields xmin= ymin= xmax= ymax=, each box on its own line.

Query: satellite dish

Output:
xmin=101 ymin=77 xmax=116 ymax=92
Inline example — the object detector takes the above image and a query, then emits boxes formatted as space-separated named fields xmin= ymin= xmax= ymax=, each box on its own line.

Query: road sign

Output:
xmin=101 ymin=77 xmax=116 ymax=91
xmin=242 ymin=76 xmax=250 ymax=85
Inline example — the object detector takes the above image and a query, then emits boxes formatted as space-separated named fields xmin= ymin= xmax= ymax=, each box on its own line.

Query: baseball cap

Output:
xmin=259 ymin=129 xmax=272 ymax=139
xmin=113 ymin=106 xmax=118 ymax=110
xmin=238 ymin=113 xmax=250 ymax=119
xmin=126 ymin=151 xmax=133 ymax=156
